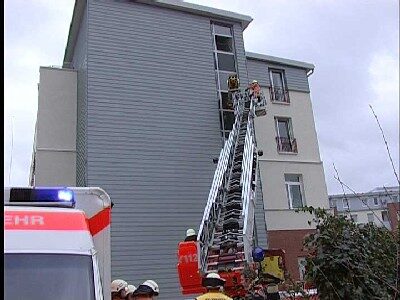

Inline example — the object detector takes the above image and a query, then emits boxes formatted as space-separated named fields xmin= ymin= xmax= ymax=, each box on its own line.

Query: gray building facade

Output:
xmin=329 ymin=186 xmax=399 ymax=230
xmin=65 ymin=1 xmax=256 ymax=298
xmin=30 ymin=0 xmax=325 ymax=297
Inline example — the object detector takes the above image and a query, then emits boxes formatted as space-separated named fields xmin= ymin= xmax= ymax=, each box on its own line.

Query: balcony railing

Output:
xmin=276 ymin=137 xmax=298 ymax=153
xmin=269 ymin=87 xmax=290 ymax=103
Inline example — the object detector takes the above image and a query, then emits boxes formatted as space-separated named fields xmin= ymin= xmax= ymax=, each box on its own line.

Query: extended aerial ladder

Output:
xmin=177 ymin=76 xmax=285 ymax=299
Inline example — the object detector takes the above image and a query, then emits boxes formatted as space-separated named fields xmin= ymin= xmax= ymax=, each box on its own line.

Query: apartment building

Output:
xmin=329 ymin=186 xmax=400 ymax=231
xmin=30 ymin=0 xmax=329 ymax=297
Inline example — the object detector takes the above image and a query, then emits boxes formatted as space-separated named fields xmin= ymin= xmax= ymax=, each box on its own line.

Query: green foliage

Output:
xmin=298 ymin=206 xmax=398 ymax=299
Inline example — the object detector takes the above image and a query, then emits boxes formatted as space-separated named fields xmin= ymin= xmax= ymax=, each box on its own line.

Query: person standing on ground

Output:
xmin=184 ymin=228 xmax=197 ymax=242
xmin=196 ymin=273 xmax=233 ymax=300
xmin=111 ymin=279 xmax=129 ymax=300
xmin=125 ymin=284 xmax=136 ymax=300
xmin=132 ymin=280 xmax=159 ymax=299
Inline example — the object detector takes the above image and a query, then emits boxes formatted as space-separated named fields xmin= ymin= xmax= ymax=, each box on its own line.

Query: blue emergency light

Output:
xmin=9 ymin=187 xmax=75 ymax=207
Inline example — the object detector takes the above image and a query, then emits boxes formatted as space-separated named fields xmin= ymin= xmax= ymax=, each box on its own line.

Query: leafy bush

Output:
xmin=299 ymin=206 xmax=398 ymax=299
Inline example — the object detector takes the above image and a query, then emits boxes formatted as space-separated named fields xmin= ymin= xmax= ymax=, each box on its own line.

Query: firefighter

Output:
xmin=126 ymin=284 xmax=136 ymax=300
xmin=266 ymin=284 xmax=280 ymax=300
xmin=196 ymin=273 xmax=233 ymax=300
xmin=132 ymin=280 xmax=159 ymax=299
xmin=111 ymin=279 xmax=129 ymax=300
xmin=184 ymin=228 xmax=197 ymax=242
xmin=250 ymin=80 xmax=261 ymax=99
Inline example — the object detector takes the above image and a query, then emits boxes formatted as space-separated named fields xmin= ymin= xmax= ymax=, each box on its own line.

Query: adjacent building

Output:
xmin=329 ymin=186 xmax=400 ymax=231
xmin=30 ymin=0 xmax=329 ymax=297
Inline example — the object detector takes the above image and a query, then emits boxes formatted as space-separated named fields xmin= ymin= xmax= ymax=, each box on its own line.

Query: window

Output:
xmin=215 ymin=35 xmax=233 ymax=52
xmin=381 ymin=211 xmax=389 ymax=222
xmin=217 ymin=53 xmax=236 ymax=72
xmin=367 ymin=213 xmax=374 ymax=223
xmin=351 ymin=214 xmax=358 ymax=222
xmin=211 ymin=22 xmax=237 ymax=141
xmin=213 ymin=24 xmax=232 ymax=36
xmin=298 ymin=257 xmax=306 ymax=281
xmin=221 ymin=92 xmax=233 ymax=110
xmin=361 ymin=198 xmax=368 ymax=207
xmin=373 ymin=197 xmax=379 ymax=206
xmin=223 ymin=111 xmax=235 ymax=131
xmin=275 ymin=117 xmax=297 ymax=153
xmin=269 ymin=69 xmax=290 ymax=103
xmin=342 ymin=198 xmax=349 ymax=209
xmin=285 ymin=174 xmax=305 ymax=209
xmin=5 ymin=253 xmax=95 ymax=300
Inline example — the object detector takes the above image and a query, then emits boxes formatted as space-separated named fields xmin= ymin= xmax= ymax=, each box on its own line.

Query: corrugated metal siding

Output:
xmin=86 ymin=0 xmax=225 ymax=298
xmin=72 ymin=3 xmax=88 ymax=187
xmin=246 ymin=58 xmax=310 ymax=92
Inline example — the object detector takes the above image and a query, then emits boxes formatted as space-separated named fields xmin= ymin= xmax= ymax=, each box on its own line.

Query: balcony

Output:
xmin=269 ymin=87 xmax=290 ymax=103
xmin=276 ymin=137 xmax=298 ymax=153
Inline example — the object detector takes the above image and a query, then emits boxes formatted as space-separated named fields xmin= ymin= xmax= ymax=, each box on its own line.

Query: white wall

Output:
xmin=255 ymin=90 xmax=322 ymax=162
xmin=339 ymin=210 xmax=391 ymax=229
xmin=260 ymin=160 xmax=329 ymax=230
xmin=32 ymin=67 xmax=77 ymax=186
xmin=256 ymin=90 xmax=329 ymax=231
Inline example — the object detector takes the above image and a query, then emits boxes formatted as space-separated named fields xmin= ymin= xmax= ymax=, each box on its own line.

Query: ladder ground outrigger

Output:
xmin=177 ymin=75 xmax=285 ymax=299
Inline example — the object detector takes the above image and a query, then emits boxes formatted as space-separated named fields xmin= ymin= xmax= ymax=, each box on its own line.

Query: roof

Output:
xmin=246 ymin=51 xmax=315 ymax=72
xmin=329 ymin=187 xmax=400 ymax=199
xmin=63 ymin=0 xmax=253 ymax=66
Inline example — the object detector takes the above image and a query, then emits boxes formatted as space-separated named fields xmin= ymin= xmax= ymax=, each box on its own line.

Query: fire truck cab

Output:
xmin=4 ymin=187 xmax=112 ymax=300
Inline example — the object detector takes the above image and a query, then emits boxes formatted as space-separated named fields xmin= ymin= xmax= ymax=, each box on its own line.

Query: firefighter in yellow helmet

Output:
xmin=195 ymin=273 xmax=233 ymax=300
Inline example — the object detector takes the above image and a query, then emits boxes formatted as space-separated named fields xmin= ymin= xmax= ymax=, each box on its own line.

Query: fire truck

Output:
xmin=4 ymin=187 xmax=112 ymax=300
xmin=177 ymin=76 xmax=289 ymax=299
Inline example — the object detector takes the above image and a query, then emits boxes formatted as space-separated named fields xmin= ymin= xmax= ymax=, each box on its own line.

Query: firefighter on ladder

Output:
xmin=195 ymin=273 xmax=233 ymax=300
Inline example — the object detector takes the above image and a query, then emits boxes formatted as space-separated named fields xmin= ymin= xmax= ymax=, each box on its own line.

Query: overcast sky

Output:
xmin=4 ymin=0 xmax=399 ymax=195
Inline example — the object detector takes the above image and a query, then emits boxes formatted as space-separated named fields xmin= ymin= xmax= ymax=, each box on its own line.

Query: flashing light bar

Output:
xmin=9 ymin=187 xmax=75 ymax=207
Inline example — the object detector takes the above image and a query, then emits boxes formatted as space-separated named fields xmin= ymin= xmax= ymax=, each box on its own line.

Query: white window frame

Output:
xmin=275 ymin=117 xmax=297 ymax=153
xmin=275 ymin=117 xmax=293 ymax=139
xmin=285 ymin=174 xmax=305 ymax=209
xmin=342 ymin=198 xmax=349 ymax=209
xmin=211 ymin=22 xmax=237 ymax=142
xmin=373 ymin=197 xmax=379 ymax=206
xmin=269 ymin=68 xmax=287 ymax=89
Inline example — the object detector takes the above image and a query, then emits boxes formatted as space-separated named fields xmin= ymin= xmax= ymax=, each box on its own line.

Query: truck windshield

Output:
xmin=5 ymin=253 xmax=95 ymax=300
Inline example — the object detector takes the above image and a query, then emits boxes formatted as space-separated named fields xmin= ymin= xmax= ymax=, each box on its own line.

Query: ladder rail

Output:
xmin=197 ymin=92 xmax=244 ymax=272
xmin=241 ymin=96 xmax=257 ymax=262
xmin=197 ymin=85 xmax=267 ymax=274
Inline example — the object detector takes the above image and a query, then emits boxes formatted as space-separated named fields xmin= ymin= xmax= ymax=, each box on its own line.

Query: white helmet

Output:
xmin=186 ymin=228 xmax=196 ymax=237
xmin=126 ymin=284 xmax=136 ymax=295
xmin=203 ymin=272 xmax=226 ymax=289
xmin=206 ymin=273 xmax=224 ymax=280
xmin=143 ymin=279 xmax=160 ymax=295
xmin=252 ymin=80 xmax=258 ymax=84
xmin=111 ymin=279 xmax=128 ymax=295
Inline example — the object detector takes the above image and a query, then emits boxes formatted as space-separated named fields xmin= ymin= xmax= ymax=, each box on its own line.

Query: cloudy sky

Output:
xmin=4 ymin=0 xmax=399 ymax=195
